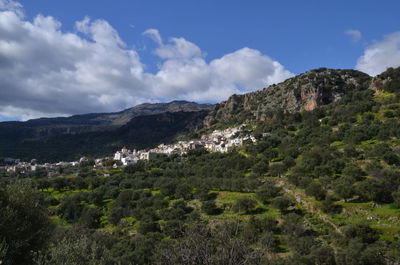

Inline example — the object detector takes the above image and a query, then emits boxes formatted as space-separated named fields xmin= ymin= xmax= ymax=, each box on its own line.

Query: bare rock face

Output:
xmin=204 ymin=68 xmax=371 ymax=126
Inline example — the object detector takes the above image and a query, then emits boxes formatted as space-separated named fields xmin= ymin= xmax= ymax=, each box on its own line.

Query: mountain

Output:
xmin=0 ymin=101 xmax=214 ymax=162
xmin=1 ymin=111 xmax=209 ymax=162
xmin=5 ymin=68 xmax=400 ymax=265
xmin=204 ymin=68 xmax=372 ymax=126
xmin=3 ymin=67 xmax=399 ymax=162
xmin=25 ymin=100 xmax=214 ymax=128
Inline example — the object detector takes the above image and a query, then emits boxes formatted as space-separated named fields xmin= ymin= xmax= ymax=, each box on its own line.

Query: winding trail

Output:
xmin=276 ymin=179 xmax=342 ymax=234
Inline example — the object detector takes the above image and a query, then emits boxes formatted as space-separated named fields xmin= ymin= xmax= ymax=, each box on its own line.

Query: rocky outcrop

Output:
xmin=368 ymin=67 xmax=400 ymax=93
xmin=204 ymin=68 xmax=372 ymax=126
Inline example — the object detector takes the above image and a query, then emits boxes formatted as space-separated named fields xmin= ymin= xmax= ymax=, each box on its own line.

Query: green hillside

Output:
xmin=1 ymin=67 xmax=400 ymax=264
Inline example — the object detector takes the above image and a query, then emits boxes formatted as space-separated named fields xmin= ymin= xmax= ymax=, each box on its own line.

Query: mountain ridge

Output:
xmin=21 ymin=100 xmax=214 ymax=126
xmin=204 ymin=68 xmax=372 ymax=126
xmin=2 ymin=66 xmax=400 ymax=162
xmin=0 ymin=101 xmax=214 ymax=161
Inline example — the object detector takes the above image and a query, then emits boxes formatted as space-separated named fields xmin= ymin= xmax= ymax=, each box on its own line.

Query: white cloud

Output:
xmin=143 ymin=28 xmax=162 ymax=45
xmin=0 ymin=1 xmax=293 ymax=120
xmin=145 ymin=31 xmax=293 ymax=102
xmin=0 ymin=0 xmax=23 ymax=17
xmin=345 ymin=29 xmax=362 ymax=42
xmin=210 ymin=47 xmax=292 ymax=91
xmin=154 ymin=37 xmax=203 ymax=60
xmin=356 ymin=32 xmax=400 ymax=76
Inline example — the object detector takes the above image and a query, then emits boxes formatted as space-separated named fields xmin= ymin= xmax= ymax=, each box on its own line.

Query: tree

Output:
xmin=259 ymin=231 xmax=277 ymax=250
xmin=272 ymin=196 xmax=293 ymax=213
xmin=255 ymin=183 xmax=282 ymax=204
xmin=355 ymin=179 xmax=390 ymax=203
xmin=160 ymin=181 xmax=178 ymax=198
xmin=0 ymin=238 xmax=8 ymax=264
xmin=175 ymin=183 xmax=193 ymax=200
xmin=309 ymin=245 xmax=336 ymax=265
xmin=0 ymin=181 xmax=54 ymax=265
xmin=287 ymin=236 xmax=317 ymax=255
xmin=305 ymin=181 xmax=326 ymax=200
xmin=79 ymin=206 xmax=103 ymax=229
xmin=337 ymin=239 xmax=385 ymax=265
xmin=383 ymin=152 xmax=400 ymax=165
xmin=34 ymin=232 xmax=113 ymax=265
xmin=334 ymin=177 xmax=355 ymax=201
xmin=392 ymin=188 xmax=400 ymax=208
xmin=343 ymin=164 xmax=365 ymax=179
xmin=58 ymin=195 xmax=85 ymax=223
xmin=201 ymin=200 xmax=220 ymax=215
xmin=343 ymin=224 xmax=380 ymax=244
xmin=269 ymin=163 xmax=287 ymax=177
xmin=252 ymin=161 xmax=269 ymax=175
xmin=321 ymin=196 xmax=342 ymax=214
xmin=232 ymin=198 xmax=257 ymax=214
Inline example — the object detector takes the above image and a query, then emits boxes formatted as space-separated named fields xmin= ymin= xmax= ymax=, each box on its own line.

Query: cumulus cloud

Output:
xmin=210 ymin=48 xmax=292 ymax=90
xmin=0 ymin=9 xmax=148 ymax=118
xmin=154 ymin=37 xmax=203 ymax=60
xmin=345 ymin=29 xmax=362 ymax=42
xmin=0 ymin=0 xmax=293 ymax=120
xmin=145 ymin=31 xmax=293 ymax=102
xmin=356 ymin=32 xmax=400 ymax=76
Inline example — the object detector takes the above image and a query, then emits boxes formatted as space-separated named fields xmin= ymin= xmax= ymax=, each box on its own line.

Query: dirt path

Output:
xmin=277 ymin=179 xmax=342 ymax=234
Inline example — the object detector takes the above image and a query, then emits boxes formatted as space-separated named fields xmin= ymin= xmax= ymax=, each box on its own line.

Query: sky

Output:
xmin=0 ymin=0 xmax=400 ymax=121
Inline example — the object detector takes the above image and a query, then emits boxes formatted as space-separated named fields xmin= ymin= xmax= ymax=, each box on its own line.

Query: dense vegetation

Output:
xmin=1 ymin=67 xmax=400 ymax=264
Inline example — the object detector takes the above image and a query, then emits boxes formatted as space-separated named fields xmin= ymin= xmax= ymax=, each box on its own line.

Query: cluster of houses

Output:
xmin=0 ymin=125 xmax=256 ymax=173
xmin=0 ymin=158 xmax=80 ymax=174
xmin=113 ymin=125 xmax=256 ymax=166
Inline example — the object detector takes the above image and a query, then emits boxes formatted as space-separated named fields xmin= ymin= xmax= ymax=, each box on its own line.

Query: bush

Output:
xmin=271 ymin=196 xmax=293 ymax=213
xmin=201 ymin=200 xmax=220 ymax=215
xmin=0 ymin=181 xmax=54 ymax=265
xmin=320 ymin=196 xmax=342 ymax=214
xmin=232 ymin=198 xmax=257 ymax=214
xmin=255 ymin=183 xmax=282 ymax=204
xmin=343 ymin=224 xmax=380 ymax=244
xmin=305 ymin=181 xmax=326 ymax=200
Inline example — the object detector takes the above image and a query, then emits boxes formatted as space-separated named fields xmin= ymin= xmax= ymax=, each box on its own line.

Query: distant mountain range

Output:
xmin=0 ymin=101 xmax=214 ymax=162
xmin=24 ymin=100 xmax=215 ymax=128
xmin=1 ymin=66 xmax=399 ymax=162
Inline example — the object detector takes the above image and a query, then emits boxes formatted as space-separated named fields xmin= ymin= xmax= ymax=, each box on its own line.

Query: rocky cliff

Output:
xmin=204 ymin=68 xmax=372 ymax=126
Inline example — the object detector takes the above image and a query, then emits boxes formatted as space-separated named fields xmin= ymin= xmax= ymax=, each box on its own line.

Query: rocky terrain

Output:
xmin=204 ymin=68 xmax=372 ymax=126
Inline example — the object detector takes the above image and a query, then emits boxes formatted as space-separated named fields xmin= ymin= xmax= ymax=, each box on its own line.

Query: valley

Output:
xmin=1 ymin=67 xmax=400 ymax=264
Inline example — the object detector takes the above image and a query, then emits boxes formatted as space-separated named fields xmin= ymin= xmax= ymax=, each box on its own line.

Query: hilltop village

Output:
xmin=0 ymin=125 xmax=256 ymax=173
xmin=113 ymin=125 xmax=256 ymax=166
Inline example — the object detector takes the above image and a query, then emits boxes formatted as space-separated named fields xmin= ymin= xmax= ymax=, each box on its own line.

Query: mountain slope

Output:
xmin=25 ymin=100 xmax=213 ymax=127
xmin=0 ymin=111 xmax=208 ymax=162
xmin=0 ymin=101 xmax=214 ymax=162
xmin=6 ymin=68 xmax=400 ymax=265
xmin=204 ymin=68 xmax=371 ymax=126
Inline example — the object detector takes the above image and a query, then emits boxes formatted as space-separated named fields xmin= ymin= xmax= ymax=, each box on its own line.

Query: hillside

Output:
xmin=204 ymin=68 xmax=371 ymax=126
xmin=0 ymin=101 xmax=213 ymax=162
xmin=2 ymin=67 xmax=400 ymax=265
xmin=0 ymin=111 xmax=208 ymax=162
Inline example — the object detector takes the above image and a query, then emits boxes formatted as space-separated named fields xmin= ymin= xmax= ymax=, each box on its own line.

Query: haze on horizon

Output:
xmin=0 ymin=0 xmax=399 ymax=121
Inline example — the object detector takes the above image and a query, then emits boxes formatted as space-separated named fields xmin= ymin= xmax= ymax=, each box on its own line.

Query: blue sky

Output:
xmin=19 ymin=0 xmax=400 ymax=73
xmin=1 ymin=0 xmax=400 ymax=120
